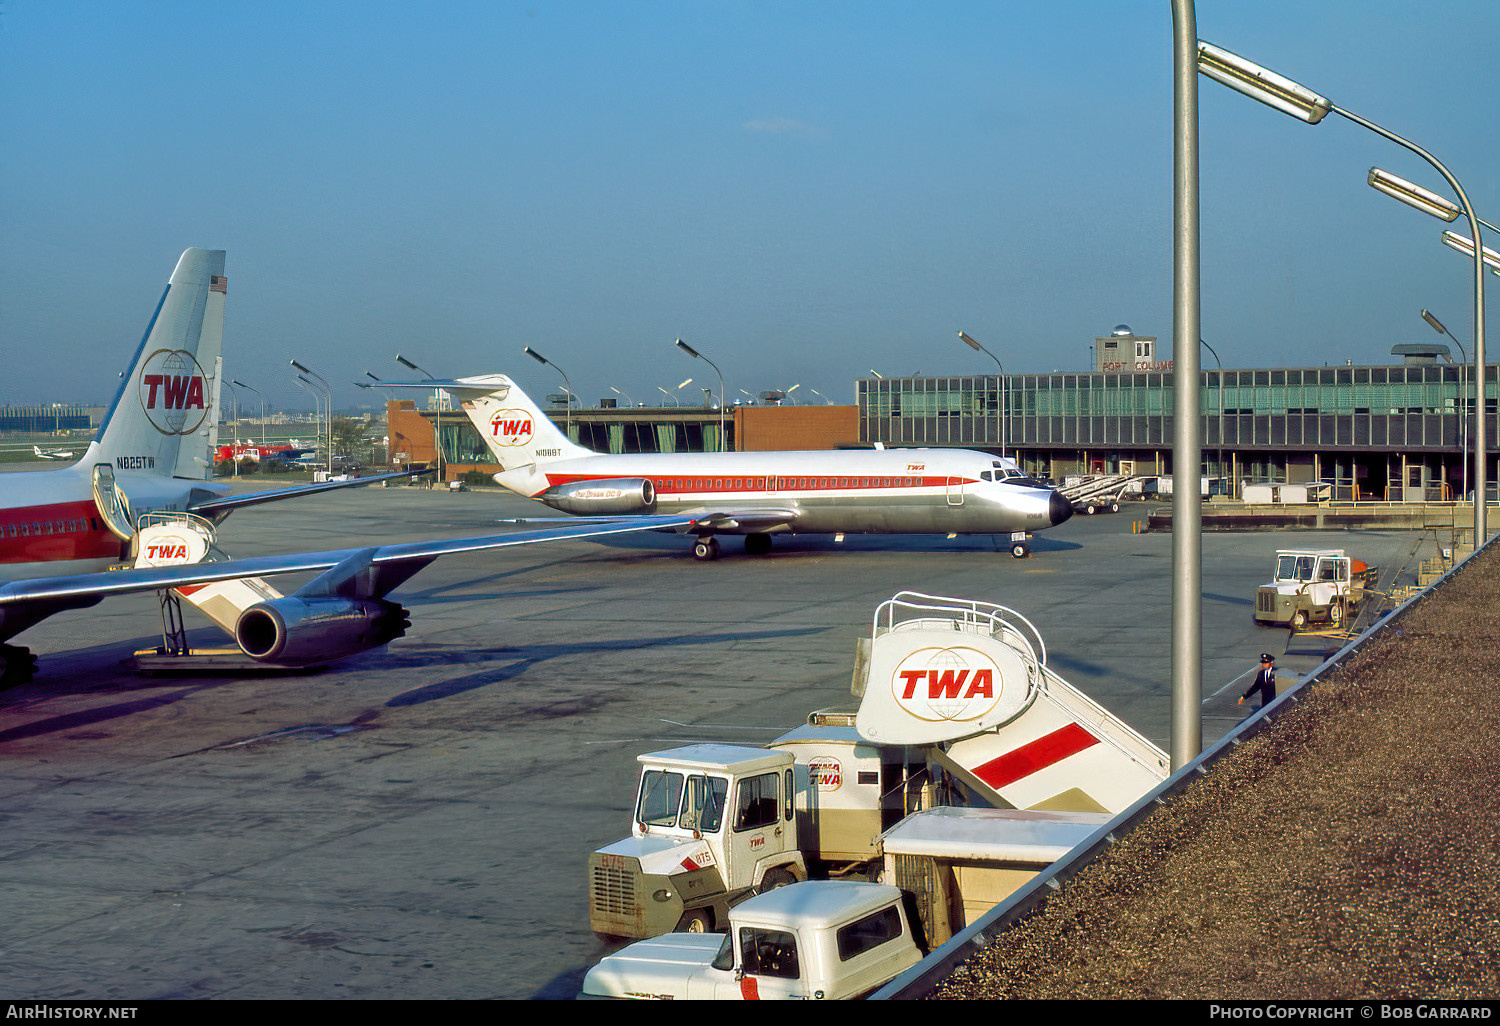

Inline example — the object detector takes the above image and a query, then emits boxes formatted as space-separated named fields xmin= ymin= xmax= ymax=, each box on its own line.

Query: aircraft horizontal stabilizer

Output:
xmin=187 ymin=468 xmax=435 ymax=518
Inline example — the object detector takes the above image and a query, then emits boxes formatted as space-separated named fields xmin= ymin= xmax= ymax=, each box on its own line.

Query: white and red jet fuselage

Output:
xmin=0 ymin=458 xmax=222 ymax=585
xmin=374 ymin=373 xmax=1073 ymax=559
xmin=525 ymin=448 xmax=1069 ymax=537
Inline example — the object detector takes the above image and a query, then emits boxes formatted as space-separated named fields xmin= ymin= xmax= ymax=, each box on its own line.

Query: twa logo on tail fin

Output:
xmin=92 ymin=248 xmax=227 ymax=481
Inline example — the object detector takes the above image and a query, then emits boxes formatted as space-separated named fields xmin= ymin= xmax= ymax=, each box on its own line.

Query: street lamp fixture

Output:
xmin=1441 ymin=231 xmax=1500 ymax=273
xmin=1367 ymin=168 xmax=1460 ymax=222
xmin=231 ymin=379 xmax=266 ymax=445
xmin=1198 ymin=37 xmax=1488 ymax=545
xmin=957 ymin=331 xmax=1007 ymax=458
xmin=1196 ymin=41 xmax=1330 ymax=123
xmin=1423 ymin=309 xmax=1470 ymax=503
xmin=395 ymin=354 xmax=444 ymax=481
xmin=290 ymin=360 xmax=333 ymax=475
xmin=523 ymin=346 xmax=574 ymax=434
xmin=675 ymin=339 xmax=726 ymax=451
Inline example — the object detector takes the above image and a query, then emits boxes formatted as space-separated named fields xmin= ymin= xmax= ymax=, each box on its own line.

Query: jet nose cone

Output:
xmin=1049 ymin=491 xmax=1074 ymax=526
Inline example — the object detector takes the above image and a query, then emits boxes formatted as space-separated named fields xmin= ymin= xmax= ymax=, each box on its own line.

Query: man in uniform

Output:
xmin=1238 ymin=653 xmax=1277 ymax=711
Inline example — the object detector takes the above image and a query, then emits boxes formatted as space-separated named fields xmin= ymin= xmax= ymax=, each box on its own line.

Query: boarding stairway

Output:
xmin=1059 ymin=474 xmax=1137 ymax=513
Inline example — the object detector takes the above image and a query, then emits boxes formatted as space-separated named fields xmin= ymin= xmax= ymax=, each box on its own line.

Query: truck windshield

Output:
xmin=637 ymin=770 xmax=684 ymax=828
xmin=679 ymin=775 xmax=728 ymax=833
xmin=637 ymin=770 xmax=728 ymax=832
xmin=1276 ymin=555 xmax=1316 ymax=581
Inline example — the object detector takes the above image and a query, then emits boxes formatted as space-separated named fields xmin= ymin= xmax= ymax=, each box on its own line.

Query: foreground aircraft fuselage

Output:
xmin=376 ymin=374 xmax=1073 ymax=559
xmin=0 ymin=250 xmax=686 ymax=687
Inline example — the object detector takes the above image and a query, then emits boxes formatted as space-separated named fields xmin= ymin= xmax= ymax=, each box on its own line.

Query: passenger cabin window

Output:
xmin=739 ymin=927 xmax=800 ymax=980
xmin=734 ymin=772 xmax=780 ymax=832
xmin=836 ymin=905 xmax=905 ymax=962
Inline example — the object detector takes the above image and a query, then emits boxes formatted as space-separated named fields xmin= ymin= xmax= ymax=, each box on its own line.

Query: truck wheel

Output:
xmin=1290 ymin=609 xmax=1307 ymax=630
xmin=1329 ymin=600 xmax=1344 ymax=626
xmin=758 ymin=868 xmax=797 ymax=894
xmin=675 ymin=909 xmax=713 ymax=933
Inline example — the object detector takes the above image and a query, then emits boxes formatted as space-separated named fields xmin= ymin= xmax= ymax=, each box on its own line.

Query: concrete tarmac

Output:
xmin=0 ymin=483 xmax=1437 ymax=998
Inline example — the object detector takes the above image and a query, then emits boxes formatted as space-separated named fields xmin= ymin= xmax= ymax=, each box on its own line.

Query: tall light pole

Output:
xmin=1198 ymin=39 xmax=1487 ymax=545
xmin=1172 ymin=0 xmax=1203 ymax=769
xmin=290 ymin=360 xmax=332 ymax=475
xmin=785 ymin=384 xmax=801 ymax=405
xmin=221 ymin=380 xmax=240 ymax=477
xmin=958 ymin=331 xmax=1007 ymax=458
xmin=231 ymin=379 xmax=265 ymax=444
xmin=396 ymin=354 xmax=443 ymax=482
xmin=1200 ymin=338 xmax=1224 ymax=495
xmin=610 ymin=386 xmax=634 ymax=407
xmin=1423 ymin=309 xmax=1469 ymax=503
xmin=522 ymin=346 xmax=574 ymax=437
xmin=657 ymin=386 xmax=679 ymax=407
xmin=293 ymin=375 xmax=326 ymax=474
xmin=675 ymin=339 xmax=726 ymax=452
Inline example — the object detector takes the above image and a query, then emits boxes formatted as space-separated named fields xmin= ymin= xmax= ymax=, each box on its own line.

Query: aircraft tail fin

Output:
xmin=92 ymin=248 xmax=227 ymax=481
xmin=375 ymin=374 xmax=593 ymax=473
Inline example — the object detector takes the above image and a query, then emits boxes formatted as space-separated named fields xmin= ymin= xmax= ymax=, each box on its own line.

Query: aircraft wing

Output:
xmin=0 ymin=514 xmax=695 ymax=639
xmin=187 ymin=469 xmax=435 ymax=517
xmin=498 ymin=507 xmax=804 ymax=533
xmin=678 ymin=507 xmax=803 ymax=532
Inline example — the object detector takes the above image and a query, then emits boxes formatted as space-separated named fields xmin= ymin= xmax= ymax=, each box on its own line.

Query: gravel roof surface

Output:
xmin=930 ymin=544 xmax=1500 ymax=1000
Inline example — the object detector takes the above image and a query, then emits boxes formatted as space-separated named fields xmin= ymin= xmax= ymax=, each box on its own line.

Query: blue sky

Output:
xmin=3 ymin=1 xmax=1498 ymax=413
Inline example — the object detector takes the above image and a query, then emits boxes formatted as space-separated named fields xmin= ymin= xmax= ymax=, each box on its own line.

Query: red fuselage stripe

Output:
xmin=542 ymin=473 xmax=967 ymax=494
xmin=970 ymin=723 xmax=1101 ymax=790
xmin=0 ymin=499 xmax=123 ymax=564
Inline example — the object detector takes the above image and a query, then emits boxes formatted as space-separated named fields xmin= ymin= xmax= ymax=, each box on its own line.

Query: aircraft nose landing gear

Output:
xmin=692 ymin=537 xmax=721 ymax=561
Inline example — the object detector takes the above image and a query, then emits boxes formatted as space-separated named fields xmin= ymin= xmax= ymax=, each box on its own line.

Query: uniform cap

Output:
xmin=1260 ymin=653 xmax=1275 ymax=663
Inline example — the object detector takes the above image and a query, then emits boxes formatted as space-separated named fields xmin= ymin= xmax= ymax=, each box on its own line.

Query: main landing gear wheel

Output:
xmin=1010 ymin=541 xmax=1031 ymax=559
xmin=693 ymin=537 xmax=720 ymax=561
xmin=744 ymin=533 xmax=772 ymax=556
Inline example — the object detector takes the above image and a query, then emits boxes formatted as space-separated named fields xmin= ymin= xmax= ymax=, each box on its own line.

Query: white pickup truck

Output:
xmin=580 ymin=880 xmax=921 ymax=1000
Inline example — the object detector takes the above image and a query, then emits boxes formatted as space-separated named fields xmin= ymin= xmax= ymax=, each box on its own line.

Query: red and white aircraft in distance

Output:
xmin=370 ymin=374 xmax=1073 ymax=561
xmin=0 ymin=249 xmax=688 ymax=685
xmin=213 ymin=442 xmax=318 ymax=464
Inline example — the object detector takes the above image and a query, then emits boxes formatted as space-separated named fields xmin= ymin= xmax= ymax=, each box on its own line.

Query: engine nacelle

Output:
xmin=234 ymin=596 xmax=410 ymax=666
xmin=540 ymin=478 xmax=656 ymax=515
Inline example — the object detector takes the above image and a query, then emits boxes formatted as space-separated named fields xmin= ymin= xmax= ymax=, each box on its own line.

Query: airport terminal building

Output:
xmin=389 ymin=328 xmax=1493 ymax=503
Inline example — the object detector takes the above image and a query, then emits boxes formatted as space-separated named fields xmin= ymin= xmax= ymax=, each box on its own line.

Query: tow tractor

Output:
xmin=1254 ymin=548 xmax=1376 ymax=630
xmin=587 ymin=592 xmax=1168 ymax=945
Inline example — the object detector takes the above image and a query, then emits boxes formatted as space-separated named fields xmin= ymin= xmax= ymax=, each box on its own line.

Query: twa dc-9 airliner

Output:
xmin=373 ymin=374 xmax=1073 ymax=561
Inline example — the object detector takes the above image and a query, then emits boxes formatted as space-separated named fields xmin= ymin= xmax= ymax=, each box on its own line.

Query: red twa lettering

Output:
xmin=161 ymin=376 xmax=204 ymax=409
xmin=491 ymin=419 xmax=532 ymax=438
xmin=899 ymin=668 xmax=994 ymax=700
xmin=142 ymin=375 xmax=204 ymax=409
